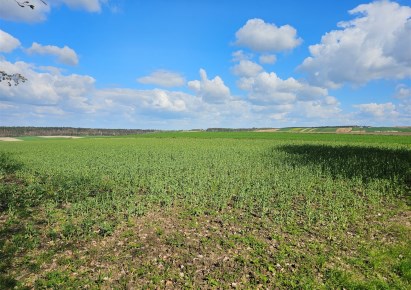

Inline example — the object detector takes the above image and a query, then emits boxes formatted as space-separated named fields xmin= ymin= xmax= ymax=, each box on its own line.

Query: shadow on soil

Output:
xmin=0 ymin=152 xmax=24 ymax=288
xmin=0 ymin=152 xmax=118 ymax=289
xmin=277 ymin=144 xmax=411 ymax=185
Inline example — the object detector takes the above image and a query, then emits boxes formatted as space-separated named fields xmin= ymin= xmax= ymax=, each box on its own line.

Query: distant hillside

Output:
xmin=1 ymin=126 xmax=410 ymax=137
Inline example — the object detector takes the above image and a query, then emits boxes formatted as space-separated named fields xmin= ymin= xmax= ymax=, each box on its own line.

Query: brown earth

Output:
xmin=254 ymin=129 xmax=278 ymax=132
xmin=39 ymin=136 xmax=83 ymax=139
xmin=336 ymin=127 xmax=352 ymax=133
xmin=0 ymin=137 xmax=22 ymax=141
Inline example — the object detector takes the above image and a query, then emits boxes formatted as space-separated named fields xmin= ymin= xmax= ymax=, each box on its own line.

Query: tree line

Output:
xmin=0 ymin=127 xmax=157 ymax=137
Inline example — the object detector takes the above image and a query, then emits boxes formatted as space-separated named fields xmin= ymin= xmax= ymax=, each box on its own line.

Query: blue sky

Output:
xmin=0 ymin=0 xmax=410 ymax=129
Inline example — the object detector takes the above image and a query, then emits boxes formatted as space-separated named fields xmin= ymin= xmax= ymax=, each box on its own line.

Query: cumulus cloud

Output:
xmin=394 ymin=84 xmax=411 ymax=100
xmin=0 ymin=30 xmax=21 ymax=53
xmin=137 ymin=70 xmax=185 ymax=87
xmin=0 ymin=60 xmax=94 ymax=109
xmin=232 ymin=60 xmax=263 ymax=77
xmin=94 ymin=88 xmax=199 ymax=113
xmin=299 ymin=1 xmax=411 ymax=88
xmin=259 ymin=54 xmax=277 ymax=64
xmin=354 ymin=102 xmax=399 ymax=118
xmin=26 ymin=42 xmax=79 ymax=66
xmin=238 ymin=71 xmax=329 ymax=105
xmin=0 ymin=59 xmax=204 ymax=122
xmin=292 ymin=97 xmax=341 ymax=119
xmin=235 ymin=18 xmax=302 ymax=52
xmin=0 ymin=0 xmax=107 ymax=22
xmin=0 ymin=0 xmax=50 ymax=22
xmin=188 ymin=69 xmax=231 ymax=103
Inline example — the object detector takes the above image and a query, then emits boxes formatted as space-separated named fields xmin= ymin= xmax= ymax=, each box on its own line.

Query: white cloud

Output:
xmin=26 ymin=42 xmax=79 ymax=65
xmin=235 ymin=67 xmax=342 ymax=122
xmin=94 ymin=88 xmax=198 ymax=113
xmin=354 ymin=102 xmax=399 ymax=118
xmin=0 ymin=30 xmax=21 ymax=53
xmin=293 ymin=97 xmax=341 ymax=119
xmin=137 ymin=70 xmax=185 ymax=87
xmin=0 ymin=0 xmax=50 ymax=22
xmin=0 ymin=60 xmax=93 ymax=108
xmin=232 ymin=60 xmax=263 ymax=77
xmin=231 ymin=50 xmax=253 ymax=62
xmin=394 ymin=84 xmax=411 ymax=100
xmin=300 ymin=1 xmax=411 ymax=88
xmin=0 ymin=102 xmax=17 ymax=110
xmin=0 ymin=59 xmax=203 ymax=119
xmin=0 ymin=0 xmax=106 ymax=22
xmin=34 ymin=105 xmax=66 ymax=116
xmin=259 ymin=54 xmax=277 ymax=64
xmin=188 ymin=69 xmax=231 ymax=103
xmin=238 ymin=71 xmax=329 ymax=105
xmin=398 ymin=99 xmax=411 ymax=117
xmin=235 ymin=18 xmax=302 ymax=52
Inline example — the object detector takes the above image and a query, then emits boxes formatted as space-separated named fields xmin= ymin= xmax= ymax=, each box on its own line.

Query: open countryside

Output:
xmin=1 ymin=131 xmax=410 ymax=288
xmin=1 ymin=0 xmax=411 ymax=288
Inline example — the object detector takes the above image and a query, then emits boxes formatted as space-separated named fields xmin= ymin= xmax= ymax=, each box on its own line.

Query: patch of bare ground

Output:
xmin=6 ymin=203 xmax=411 ymax=289
xmin=0 ymin=137 xmax=22 ymax=141
xmin=336 ymin=127 xmax=352 ymax=133
xmin=13 ymin=208 xmax=292 ymax=288
xmin=255 ymin=129 xmax=278 ymax=132
xmin=39 ymin=136 xmax=83 ymax=139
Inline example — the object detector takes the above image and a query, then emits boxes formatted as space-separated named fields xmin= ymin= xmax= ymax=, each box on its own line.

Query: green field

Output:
xmin=1 ymin=133 xmax=410 ymax=289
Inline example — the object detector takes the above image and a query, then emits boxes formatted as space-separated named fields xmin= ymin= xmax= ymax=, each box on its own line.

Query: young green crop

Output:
xmin=0 ymin=133 xmax=410 ymax=288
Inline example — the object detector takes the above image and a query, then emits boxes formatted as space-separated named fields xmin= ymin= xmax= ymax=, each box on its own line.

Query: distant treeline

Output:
xmin=0 ymin=127 xmax=157 ymax=137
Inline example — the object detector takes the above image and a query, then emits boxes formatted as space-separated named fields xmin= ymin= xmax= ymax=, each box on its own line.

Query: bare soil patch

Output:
xmin=255 ymin=128 xmax=278 ymax=132
xmin=39 ymin=136 xmax=83 ymax=139
xmin=336 ymin=127 xmax=352 ymax=133
xmin=0 ymin=137 xmax=22 ymax=142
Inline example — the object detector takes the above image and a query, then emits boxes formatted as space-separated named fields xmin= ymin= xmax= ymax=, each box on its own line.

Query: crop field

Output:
xmin=0 ymin=132 xmax=410 ymax=289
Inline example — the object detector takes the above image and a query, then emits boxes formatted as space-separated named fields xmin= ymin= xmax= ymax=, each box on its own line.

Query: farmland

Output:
xmin=0 ymin=132 xmax=410 ymax=289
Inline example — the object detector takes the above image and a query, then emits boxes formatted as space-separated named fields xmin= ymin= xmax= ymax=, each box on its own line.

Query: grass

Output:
xmin=0 ymin=133 xmax=410 ymax=289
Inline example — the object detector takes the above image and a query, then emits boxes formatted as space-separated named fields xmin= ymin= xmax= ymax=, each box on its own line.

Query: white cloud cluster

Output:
xmin=2 ymin=2 xmax=409 ymax=128
xmin=300 ymin=1 xmax=411 ymax=88
xmin=354 ymin=102 xmax=399 ymax=118
xmin=0 ymin=0 xmax=50 ymax=22
xmin=232 ymin=60 xmax=263 ymax=77
xmin=137 ymin=70 xmax=185 ymax=87
xmin=188 ymin=69 xmax=232 ymax=103
xmin=0 ymin=59 xmax=208 ymax=128
xmin=394 ymin=84 xmax=411 ymax=100
xmin=94 ymin=88 xmax=199 ymax=113
xmin=0 ymin=29 xmax=21 ymax=53
xmin=235 ymin=18 xmax=302 ymax=52
xmin=238 ymin=71 xmax=330 ymax=105
xmin=0 ymin=0 xmax=107 ymax=22
xmin=259 ymin=54 xmax=277 ymax=65
xmin=0 ymin=60 xmax=93 ymax=108
xmin=26 ymin=42 xmax=79 ymax=66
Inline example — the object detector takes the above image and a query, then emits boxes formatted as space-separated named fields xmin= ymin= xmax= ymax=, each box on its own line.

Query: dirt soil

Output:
xmin=39 ymin=136 xmax=83 ymax=139
xmin=255 ymin=129 xmax=279 ymax=132
xmin=336 ymin=127 xmax=353 ymax=133
xmin=0 ymin=137 xmax=23 ymax=141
